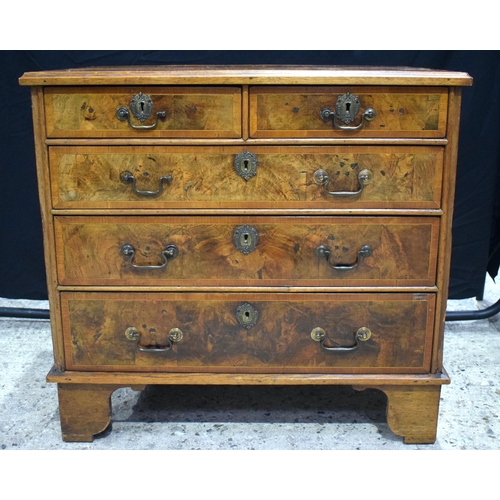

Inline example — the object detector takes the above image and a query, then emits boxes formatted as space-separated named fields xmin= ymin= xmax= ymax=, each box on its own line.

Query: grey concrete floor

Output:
xmin=1 ymin=278 xmax=499 ymax=450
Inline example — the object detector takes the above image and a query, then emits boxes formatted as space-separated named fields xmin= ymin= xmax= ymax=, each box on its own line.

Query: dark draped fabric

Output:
xmin=1 ymin=50 xmax=499 ymax=300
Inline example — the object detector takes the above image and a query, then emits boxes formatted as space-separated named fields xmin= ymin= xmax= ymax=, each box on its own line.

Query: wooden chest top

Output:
xmin=19 ymin=65 xmax=473 ymax=86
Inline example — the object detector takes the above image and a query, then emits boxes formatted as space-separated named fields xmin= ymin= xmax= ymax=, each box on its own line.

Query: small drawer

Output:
xmin=49 ymin=145 xmax=444 ymax=210
xmin=44 ymin=86 xmax=242 ymax=138
xmin=250 ymin=86 xmax=448 ymax=138
xmin=61 ymin=292 xmax=435 ymax=373
xmin=54 ymin=216 xmax=439 ymax=287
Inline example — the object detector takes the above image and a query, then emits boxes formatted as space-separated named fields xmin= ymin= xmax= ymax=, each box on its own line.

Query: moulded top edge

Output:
xmin=18 ymin=65 xmax=473 ymax=86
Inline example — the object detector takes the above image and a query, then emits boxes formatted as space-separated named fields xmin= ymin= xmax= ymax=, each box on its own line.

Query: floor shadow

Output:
xmin=118 ymin=384 xmax=387 ymax=426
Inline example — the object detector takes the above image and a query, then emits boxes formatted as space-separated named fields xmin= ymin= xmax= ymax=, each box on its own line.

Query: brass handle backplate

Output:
xmin=121 ymin=243 xmax=178 ymax=270
xmin=313 ymin=168 xmax=373 ymax=197
xmin=120 ymin=171 xmax=172 ymax=197
xmin=116 ymin=92 xmax=167 ymax=130
xmin=315 ymin=244 xmax=373 ymax=271
xmin=320 ymin=92 xmax=376 ymax=131
xmin=125 ymin=326 xmax=183 ymax=352
xmin=311 ymin=326 xmax=372 ymax=352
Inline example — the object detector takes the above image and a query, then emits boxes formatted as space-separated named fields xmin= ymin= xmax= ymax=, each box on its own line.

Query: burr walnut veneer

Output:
xmin=19 ymin=66 xmax=472 ymax=443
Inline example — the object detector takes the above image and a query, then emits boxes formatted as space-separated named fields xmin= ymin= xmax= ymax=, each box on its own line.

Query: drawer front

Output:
xmin=61 ymin=292 xmax=435 ymax=373
xmin=250 ymin=86 xmax=448 ymax=138
xmin=54 ymin=216 xmax=439 ymax=287
xmin=44 ymin=87 xmax=242 ymax=138
xmin=49 ymin=146 xmax=444 ymax=210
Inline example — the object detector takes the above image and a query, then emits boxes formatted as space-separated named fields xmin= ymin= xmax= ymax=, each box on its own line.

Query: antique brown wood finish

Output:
xmin=47 ymin=368 xmax=450 ymax=386
xmin=61 ymin=292 xmax=435 ymax=374
xmin=49 ymin=146 xmax=444 ymax=210
xmin=250 ymin=86 xmax=448 ymax=138
xmin=353 ymin=384 xmax=442 ymax=444
xmin=432 ymin=87 xmax=463 ymax=373
xmin=44 ymin=87 xmax=242 ymax=138
xmin=19 ymin=65 xmax=472 ymax=86
xmin=31 ymin=88 xmax=66 ymax=370
xmin=54 ymin=216 xmax=439 ymax=287
xmin=56 ymin=384 xmax=119 ymax=442
xmin=46 ymin=138 xmax=450 ymax=147
xmin=20 ymin=66 xmax=472 ymax=444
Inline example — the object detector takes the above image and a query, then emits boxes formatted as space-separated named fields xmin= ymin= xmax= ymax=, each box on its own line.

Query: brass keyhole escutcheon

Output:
xmin=320 ymin=92 xmax=376 ymax=131
xmin=234 ymin=150 xmax=258 ymax=181
xmin=129 ymin=92 xmax=154 ymax=123
xmin=236 ymin=303 xmax=259 ymax=329
xmin=233 ymin=225 xmax=259 ymax=254
xmin=336 ymin=92 xmax=360 ymax=124
xmin=116 ymin=92 xmax=167 ymax=130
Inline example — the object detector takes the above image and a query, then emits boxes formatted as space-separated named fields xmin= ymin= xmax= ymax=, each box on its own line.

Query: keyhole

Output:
xmin=345 ymin=102 xmax=351 ymax=115
xmin=140 ymin=101 xmax=145 ymax=112
xmin=241 ymin=232 xmax=251 ymax=247
xmin=242 ymin=311 xmax=252 ymax=323
xmin=243 ymin=160 xmax=249 ymax=172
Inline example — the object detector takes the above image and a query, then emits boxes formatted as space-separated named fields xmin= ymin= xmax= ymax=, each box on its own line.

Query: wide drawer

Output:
xmin=49 ymin=146 xmax=444 ymax=210
xmin=250 ymin=86 xmax=448 ymax=138
xmin=61 ymin=292 xmax=435 ymax=373
xmin=44 ymin=87 xmax=241 ymax=138
xmin=54 ymin=216 xmax=439 ymax=287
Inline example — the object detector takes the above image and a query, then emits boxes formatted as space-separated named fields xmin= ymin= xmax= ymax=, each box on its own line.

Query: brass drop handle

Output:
xmin=116 ymin=92 xmax=167 ymax=130
xmin=120 ymin=171 xmax=172 ymax=197
xmin=315 ymin=244 xmax=373 ymax=271
xmin=121 ymin=243 xmax=178 ymax=270
xmin=116 ymin=107 xmax=166 ymax=130
xmin=125 ymin=327 xmax=183 ymax=352
xmin=320 ymin=92 xmax=376 ymax=131
xmin=313 ymin=168 xmax=373 ymax=197
xmin=311 ymin=327 xmax=372 ymax=352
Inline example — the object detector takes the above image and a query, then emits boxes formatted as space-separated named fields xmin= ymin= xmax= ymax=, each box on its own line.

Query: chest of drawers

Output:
xmin=19 ymin=66 xmax=472 ymax=444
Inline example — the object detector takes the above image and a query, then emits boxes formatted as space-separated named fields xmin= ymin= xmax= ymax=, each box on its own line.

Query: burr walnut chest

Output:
xmin=19 ymin=65 xmax=473 ymax=443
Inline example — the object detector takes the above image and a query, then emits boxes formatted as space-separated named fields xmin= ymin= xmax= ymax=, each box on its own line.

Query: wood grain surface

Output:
xmin=21 ymin=65 xmax=470 ymax=444
xmin=49 ymin=145 xmax=444 ymax=210
xmin=250 ymin=86 xmax=448 ymax=138
xmin=47 ymin=368 xmax=450 ymax=386
xmin=57 ymin=384 xmax=117 ymax=441
xmin=18 ymin=65 xmax=473 ymax=86
xmin=354 ymin=384 xmax=442 ymax=443
xmin=61 ymin=292 xmax=435 ymax=373
xmin=44 ymin=87 xmax=241 ymax=138
xmin=54 ymin=215 xmax=439 ymax=287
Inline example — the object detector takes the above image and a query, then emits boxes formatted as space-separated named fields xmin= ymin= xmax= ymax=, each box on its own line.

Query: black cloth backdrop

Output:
xmin=1 ymin=50 xmax=499 ymax=300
